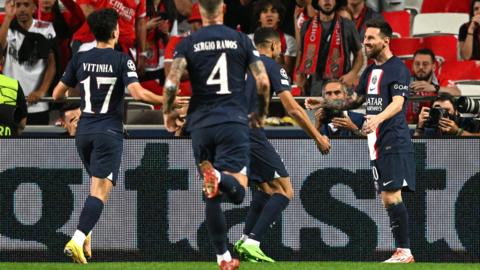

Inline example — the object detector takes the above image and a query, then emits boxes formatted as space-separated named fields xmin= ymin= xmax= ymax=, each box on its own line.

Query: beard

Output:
xmin=319 ymin=6 xmax=335 ymax=16
xmin=365 ymin=45 xmax=383 ymax=59
xmin=414 ymin=71 xmax=433 ymax=81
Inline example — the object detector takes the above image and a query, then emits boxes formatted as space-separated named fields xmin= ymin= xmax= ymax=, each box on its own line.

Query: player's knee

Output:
xmin=381 ymin=191 xmax=402 ymax=208
xmin=230 ymin=185 xmax=245 ymax=205
xmin=272 ymin=177 xmax=294 ymax=200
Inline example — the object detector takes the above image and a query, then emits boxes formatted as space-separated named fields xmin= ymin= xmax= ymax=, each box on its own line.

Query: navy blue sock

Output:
xmin=77 ymin=196 xmax=104 ymax=235
xmin=205 ymin=195 xmax=228 ymax=255
xmin=387 ymin=202 xmax=410 ymax=248
xmin=219 ymin=172 xmax=245 ymax=205
xmin=243 ymin=191 xmax=271 ymax=235
xmin=249 ymin=193 xmax=290 ymax=242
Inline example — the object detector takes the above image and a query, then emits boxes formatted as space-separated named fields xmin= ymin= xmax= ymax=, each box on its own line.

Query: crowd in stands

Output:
xmin=0 ymin=0 xmax=479 ymax=136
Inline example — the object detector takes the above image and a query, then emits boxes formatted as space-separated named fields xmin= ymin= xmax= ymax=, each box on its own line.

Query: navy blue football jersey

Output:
xmin=246 ymin=55 xmax=291 ymax=114
xmin=356 ymin=56 xmax=413 ymax=159
xmin=61 ymin=48 xmax=139 ymax=135
xmin=174 ymin=25 xmax=260 ymax=131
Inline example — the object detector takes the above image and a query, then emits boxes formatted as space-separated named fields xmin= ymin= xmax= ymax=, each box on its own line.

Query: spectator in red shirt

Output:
xmin=39 ymin=0 xmax=85 ymax=72
xmin=162 ymin=2 xmax=203 ymax=97
xmin=71 ymin=0 xmax=147 ymax=74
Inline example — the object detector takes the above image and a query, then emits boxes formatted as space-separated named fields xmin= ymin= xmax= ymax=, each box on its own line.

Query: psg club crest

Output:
xmin=372 ymin=75 xmax=378 ymax=85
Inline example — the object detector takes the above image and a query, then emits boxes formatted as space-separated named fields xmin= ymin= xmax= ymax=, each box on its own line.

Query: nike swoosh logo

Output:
xmin=369 ymin=87 xmax=376 ymax=92
xmin=383 ymin=180 xmax=394 ymax=186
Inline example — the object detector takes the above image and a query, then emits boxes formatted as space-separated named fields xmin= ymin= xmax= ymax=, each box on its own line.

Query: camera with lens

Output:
xmin=322 ymin=108 xmax=344 ymax=124
xmin=455 ymin=96 xmax=480 ymax=115
xmin=424 ymin=107 xmax=450 ymax=129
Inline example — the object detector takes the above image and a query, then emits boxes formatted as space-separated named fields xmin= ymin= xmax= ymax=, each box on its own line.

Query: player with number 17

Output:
xmin=53 ymin=8 xmax=167 ymax=264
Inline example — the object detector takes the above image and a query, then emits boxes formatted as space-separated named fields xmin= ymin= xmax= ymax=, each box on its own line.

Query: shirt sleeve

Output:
xmin=285 ymin=34 xmax=297 ymax=57
xmin=165 ymin=36 xmax=182 ymax=62
xmin=243 ymin=34 xmax=261 ymax=66
xmin=389 ymin=65 xmax=411 ymax=99
xmin=61 ymin=53 xmax=78 ymax=87
xmin=15 ymin=84 xmax=28 ymax=121
xmin=344 ymin=19 xmax=362 ymax=54
xmin=122 ymin=55 xmax=140 ymax=87
xmin=269 ymin=61 xmax=291 ymax=95
xmin=173 ymin=37 xmax=189 ymax=60
xmin=458 ymin=23 xmax=468 ymax=42
xmin=136 ymin=0 xmax=146 ymax=18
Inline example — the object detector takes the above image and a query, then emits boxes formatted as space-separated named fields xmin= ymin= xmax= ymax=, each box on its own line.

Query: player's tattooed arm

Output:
xmin=163 ymin=57 xmax=187 ymax=114
xmin=323 ymin=91 xmax=366 ymax=111
xmin=249 ymin=60 xmax=270 ymax=118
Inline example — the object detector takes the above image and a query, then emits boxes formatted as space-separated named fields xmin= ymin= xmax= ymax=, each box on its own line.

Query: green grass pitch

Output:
xmin=0 ymin=262 xmax=478 ymax=270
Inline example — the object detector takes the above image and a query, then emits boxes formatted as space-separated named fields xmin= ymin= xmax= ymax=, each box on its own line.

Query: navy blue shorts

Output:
xmin=191 ymin=123 xmax=249 ymax=174
xmin=371 ymin=152 xmax=415 ymax=194
xmin=249 ymin=128 xmax=289 ymax=184
xmin=75 ymin=133 xmax=123 ymax=185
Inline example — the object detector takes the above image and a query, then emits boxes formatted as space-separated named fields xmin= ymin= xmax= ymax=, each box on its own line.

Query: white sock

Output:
xmin=239 ymin=234 xmax=249 ymax=242
xmin=72 ymin=230 xmax=86 ymax=246
xmin=400 ymin=248 xmax=412 ymax=255
xmin=214 ymin=169 xmax=222 ymax=183
xmin=244 ymin=238 xmax=260 ymax=246
xmin=216 ymin=250 xmax=232 ymax=265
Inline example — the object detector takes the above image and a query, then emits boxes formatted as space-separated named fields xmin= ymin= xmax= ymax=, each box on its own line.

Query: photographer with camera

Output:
xmin=312 ymin=79 xmax=365 ymax=137
xmin=414 ymin=94 xmax=480 ymax=137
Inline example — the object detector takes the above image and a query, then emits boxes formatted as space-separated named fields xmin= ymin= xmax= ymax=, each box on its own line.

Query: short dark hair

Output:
xmin=311 ymin=0 xmax=341 ymax=12
xmin=322 ymin=79 xmax=347 ymax=94
xmin=365 ymin=18 xmax=393 ymax=38
xmin=253 ymin=27 xmax=280 ymax=47
xmin=198 ymin=0 xmax=223 ymax=14
xmin=413 ymin=48 xmax=436 ymax=63
xmin=433 ymin=93 xmax=456 ymax=108
xmin=87 ymin=8 xmax=118 ymax=43
xmin=253 ymin=0 xmax=286 ymax=27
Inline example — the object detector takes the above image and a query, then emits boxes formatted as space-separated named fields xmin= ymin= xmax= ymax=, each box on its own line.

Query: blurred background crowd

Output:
xmin=0 ymin=0 xmax=479 ymax=137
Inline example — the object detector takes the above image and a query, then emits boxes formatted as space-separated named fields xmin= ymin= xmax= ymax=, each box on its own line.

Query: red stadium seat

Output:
xmin=390 ymin=37 xmax=422 ymax=58
xmin=421 ymin=0 xmax=471 ymax=13
xmin=422 ymin=35 xmax=458 ymax=63
xmin=438 ymin=61 xmax=480 ymax=86
xmin=382 ymin=11 xmax=411 ymax=38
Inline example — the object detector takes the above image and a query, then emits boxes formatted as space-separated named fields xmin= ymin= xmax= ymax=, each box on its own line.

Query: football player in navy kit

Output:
xmin=305 ymin=19 xmax=415 ymax=263
xmin=53 ymin=8 xmax=165 ymax=264
xmin=234 ymin=27 xmax=331 ymax=263
xmin=162 ymin=1 xmax=270 ymax=269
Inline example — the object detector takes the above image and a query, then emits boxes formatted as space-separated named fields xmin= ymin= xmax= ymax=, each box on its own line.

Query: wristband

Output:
xmin=456 ymin=128 xmax=464 ymax=136
xmin=467 ymin=33 xmax=474 ymax=35
xmin=139 ymin=51 xmax=149 ymax=57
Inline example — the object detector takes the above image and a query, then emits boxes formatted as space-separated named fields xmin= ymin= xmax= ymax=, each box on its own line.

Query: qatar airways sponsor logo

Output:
xmin=366 ymin=97 xmax=383 ymax=112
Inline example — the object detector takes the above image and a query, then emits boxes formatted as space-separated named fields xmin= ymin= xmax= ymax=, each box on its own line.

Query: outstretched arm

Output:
xmin=127 ymin=82 xmax=163 ymax=105
xmin=305 ymin=90 xmax=366 ymax=111
xmin=163 ymin=57 xmax=187 ymax=114
xmin=163 ymin=57 xmax=187 ymax=132
xmin=279 ymin=91 xmax=330 ymax=155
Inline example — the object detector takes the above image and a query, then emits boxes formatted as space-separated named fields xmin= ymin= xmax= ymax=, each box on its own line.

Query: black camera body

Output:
xmin=456 ymin=96 xmax=480 ymax=115
xmin=322 ymin=109 xmax=344 ymax=124
xmin=424 ymin=107 xmax=450 ymax=129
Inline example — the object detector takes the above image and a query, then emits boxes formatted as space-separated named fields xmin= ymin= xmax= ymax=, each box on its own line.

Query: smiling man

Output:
xmin=305 ymin=18 xmax=416 ymax=263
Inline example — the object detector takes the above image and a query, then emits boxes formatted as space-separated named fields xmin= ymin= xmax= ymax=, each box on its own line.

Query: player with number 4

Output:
xmin=162 ymin=0 xmax=270 ymax=269
xmin=53 ymin=8 xmax=170 ymax=264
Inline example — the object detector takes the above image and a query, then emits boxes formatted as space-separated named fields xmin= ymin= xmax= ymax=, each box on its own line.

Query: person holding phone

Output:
xmin=459 ymin=0 xmax=480 ymax=60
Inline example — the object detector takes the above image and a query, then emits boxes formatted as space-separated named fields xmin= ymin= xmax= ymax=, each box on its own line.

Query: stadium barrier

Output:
xmin=0 ymin=135 xmax=478 ymax=262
